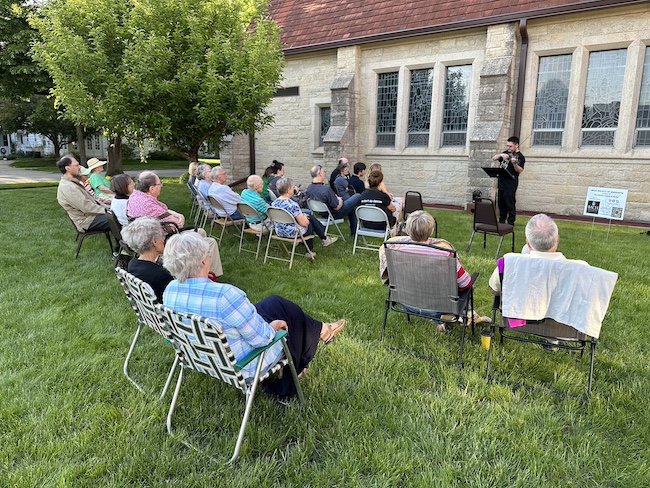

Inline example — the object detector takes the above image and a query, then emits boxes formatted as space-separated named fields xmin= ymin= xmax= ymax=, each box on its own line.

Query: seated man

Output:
xmin=334 ymin=160 xmax=353 ymax=201
xmin=56 ymin=154 xmax=112 ymax=233
xmin=162 ymin=231 xmax=346 ymax=398
xmin=489 ymin=213 xmax=587 ymax=296
xmin=208 ymin=166 xmax=244 ymax=220
xmin=127 ymin=171 xmax=186 ymax=227
xmin=305 ymin=164 xmax=362 ymax=235
xmin=349 ymin=162 xmax=367 ymax=195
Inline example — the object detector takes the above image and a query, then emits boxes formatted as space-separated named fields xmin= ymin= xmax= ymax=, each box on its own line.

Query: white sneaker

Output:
xmin=305 ymin=250 xmax=317 ymax=259
xmin=322 ymin=236 xmax=338 ymax=247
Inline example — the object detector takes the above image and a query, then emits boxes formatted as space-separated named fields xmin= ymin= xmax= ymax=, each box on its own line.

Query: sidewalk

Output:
xmin=0 ymin=159 xmax=184 ymax=185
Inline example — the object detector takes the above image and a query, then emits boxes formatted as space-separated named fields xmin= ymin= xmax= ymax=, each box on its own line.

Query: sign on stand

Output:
xmin=583 ymin=187 xmax=628 ymax=238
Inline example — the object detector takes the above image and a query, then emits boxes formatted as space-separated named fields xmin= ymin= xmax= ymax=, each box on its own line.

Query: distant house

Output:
xmin=221 ymin=0 xmax=650 ymax=222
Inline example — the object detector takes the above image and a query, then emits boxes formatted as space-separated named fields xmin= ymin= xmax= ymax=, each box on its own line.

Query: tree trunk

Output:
xmin=107 ymin=135 xmax=123 ymax=176
xmin=76 ymin=125 xmax=87 ymax=164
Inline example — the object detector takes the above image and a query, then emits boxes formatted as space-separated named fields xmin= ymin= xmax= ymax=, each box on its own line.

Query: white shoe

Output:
xmin=305 ymin=250 xmax=317 ymax=258
xmin=322 ymin=236 xmax=338 ymax=247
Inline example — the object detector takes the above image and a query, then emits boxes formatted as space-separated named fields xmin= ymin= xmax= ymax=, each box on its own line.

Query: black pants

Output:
xmin=254 ymin=295 xmax=321 ymax=398
xmin=498 ymin=189 xmax=517 ymax=225
xmin=86 ymin=214 xmax=111 ymax=231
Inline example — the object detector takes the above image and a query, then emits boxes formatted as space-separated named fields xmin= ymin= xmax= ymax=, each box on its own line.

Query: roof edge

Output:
xmin=281 ymin=0 xmax=648 ymax=55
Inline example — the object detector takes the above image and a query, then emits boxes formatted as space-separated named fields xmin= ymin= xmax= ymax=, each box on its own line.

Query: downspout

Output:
xmin=514 ymin=18 xmax=528 ymax=137
xmin=248 ymin=129 xmax=256 ymax=176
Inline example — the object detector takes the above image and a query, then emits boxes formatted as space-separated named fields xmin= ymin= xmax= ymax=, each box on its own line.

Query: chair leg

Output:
xmin=352 ymin=230 xmax=359 ymax=255
xmin=123 ymin=324 xmax=144 ymax=392
xmin=166 ymin=365 xmax=185 ymax=435
xmin=511 ymin=231 xmax=515 ymax=253
xmin=263 ymin=231 xmax=273 ymax=264
xmin=104 ymin=231 xmax=114 ymax=253
xmin=458 ymin=317 xmax=467 ymax=367
xmin=586 ymin=341 xmax=597 ymax=403
xmin=230 ymin=350 xmax=267 ymax=463
xmin=483 ymin=231 xmax=487 ymax=249
xmin=466 ymin=230 xmax=476 ymax=253
xmin=495 ymin=236 xmax=504 ymax=259
xmin=160 ymin=355 xmax=180 ymax=401
xmin=381 ymin=297 xmax=391 ymax=342
xmin=75 ymin=234 xmax=86 ymax=258
xmin=485 ymin=321 xmax=496 ymax=381
xmin=281 ymin=339 xmax=304 ymax=404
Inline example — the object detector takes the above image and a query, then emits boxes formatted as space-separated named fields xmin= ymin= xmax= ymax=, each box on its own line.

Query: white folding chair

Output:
xmin=264 ymin=207 xmax=315 ymax=269
xmin=208 ymin=196 xmax=245 ymax=244
xmin=236 ymin=202 xmax=268 ymax=260
xmin=352 ymin=205 xmax=391 ymax=254
xmin=307 ymin=198 xmax=345 ymax=241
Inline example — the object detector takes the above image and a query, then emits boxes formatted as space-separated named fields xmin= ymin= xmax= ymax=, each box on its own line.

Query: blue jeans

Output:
xmin=332 ymin=193 xmax=362 ymax=234
xmin=230 ymin=209 xmax=244 ymax=221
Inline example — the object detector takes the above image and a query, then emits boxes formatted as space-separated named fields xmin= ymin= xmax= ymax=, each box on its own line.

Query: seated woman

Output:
xmin=121 ymin=216 xmax=173 ymax=302
xmin=162 ymin=231 xmax=346 ymax=398
xmin=379 ymin=210 xmax=473 ymax=332
xmin=87 ymin=158 xmax=115 ymax=201
xmin=110 ymin=173 xmax=134 ymax=226
xmin=359 ymin=170 xmax=400 ymax=235
xmin=240 ymin=175 xmax=271 ymax=231
xmin=368 ymin=163 xmax=403 ymax=219
xmin=334 ymin=160 xmax=353 ymax=200
xmin=266 ymin=160 xmax=284 ymax=198
xmin=271 ymin=177 xmax=338 ymax=258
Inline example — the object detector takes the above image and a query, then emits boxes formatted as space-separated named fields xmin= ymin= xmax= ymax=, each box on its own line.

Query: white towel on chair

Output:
xmin=502 ymin=254 xmax=617 ymax=339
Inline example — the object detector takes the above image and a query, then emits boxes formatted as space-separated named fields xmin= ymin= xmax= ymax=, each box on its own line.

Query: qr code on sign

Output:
xmin=611 ymin=207 xmax=623 ymax=218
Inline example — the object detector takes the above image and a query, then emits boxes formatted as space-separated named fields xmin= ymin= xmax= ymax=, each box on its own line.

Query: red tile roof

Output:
xmin=269 ymin=0 xmax=645 ymax=54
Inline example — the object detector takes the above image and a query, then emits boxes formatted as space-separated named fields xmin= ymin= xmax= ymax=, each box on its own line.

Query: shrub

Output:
xmin=146 ymin=149 xmax=181 ymax=160
xmin=179 ymin=172 xmax=189 ymax=184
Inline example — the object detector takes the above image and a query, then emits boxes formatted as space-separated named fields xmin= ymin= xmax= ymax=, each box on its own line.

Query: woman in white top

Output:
xmin=109 ymin=173 xmax=134 ymax=226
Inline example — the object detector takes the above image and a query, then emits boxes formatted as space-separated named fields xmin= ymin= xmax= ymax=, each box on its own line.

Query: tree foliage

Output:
xmin=31 ymin=0 xmax=284 ymax=163
xmin=0 ymin=0 xmax=50 ymax=100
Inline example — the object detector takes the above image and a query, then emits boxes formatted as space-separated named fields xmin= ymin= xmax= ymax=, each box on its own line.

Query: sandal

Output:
xmin=320 ymin=319 xmax=346 ymax=344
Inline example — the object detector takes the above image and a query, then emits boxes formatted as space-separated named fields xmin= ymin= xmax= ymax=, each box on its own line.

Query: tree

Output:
xmin=0 ymin=96 xmax=77 ymax=158
xmin=31 ymin=0 xmax=283 ymax=168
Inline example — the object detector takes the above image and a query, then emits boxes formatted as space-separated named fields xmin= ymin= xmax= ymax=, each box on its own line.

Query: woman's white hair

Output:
xmin=121 ymin=217 xmax=164 ymax=254
xmin=275 ymin=177 xmax=293 ymax=195
xmin=163 ymin=231 xmax=209 ymax=283
xmin=405 ymin=210 xmax=435 ymax=242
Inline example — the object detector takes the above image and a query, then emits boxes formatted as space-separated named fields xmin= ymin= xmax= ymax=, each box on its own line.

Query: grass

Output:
xmin=1 ymin=179 xmax=649 ymax=486
xmin=9 ymin=158 xmax=190 ymax=172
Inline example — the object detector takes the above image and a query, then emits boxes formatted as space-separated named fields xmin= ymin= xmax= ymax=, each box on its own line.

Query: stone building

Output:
xmin=221 ymin=0 xmax=650 ymax=222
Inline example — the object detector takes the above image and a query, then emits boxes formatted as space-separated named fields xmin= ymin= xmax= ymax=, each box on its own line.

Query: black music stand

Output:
xmin=480 ymin=167 xmax=514 ymax=219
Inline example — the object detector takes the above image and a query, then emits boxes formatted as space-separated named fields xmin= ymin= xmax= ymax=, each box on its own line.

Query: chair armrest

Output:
xmin=234 ymin=330 xmax=288 ymax=371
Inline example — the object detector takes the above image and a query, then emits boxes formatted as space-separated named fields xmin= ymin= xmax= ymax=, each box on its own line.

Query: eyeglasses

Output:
xmin=153 ymin=182 xmax=163 ymax=187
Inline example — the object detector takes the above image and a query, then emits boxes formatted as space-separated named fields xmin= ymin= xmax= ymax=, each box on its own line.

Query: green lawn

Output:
xmin=9 ymin=158 xmax=191 ymax=172
xmin=1 ymin=180 xmax=649 ymax=486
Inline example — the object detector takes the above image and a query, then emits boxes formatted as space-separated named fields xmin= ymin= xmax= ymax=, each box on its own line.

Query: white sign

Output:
xmin=583 ymin=187 xmax=628 ymax=220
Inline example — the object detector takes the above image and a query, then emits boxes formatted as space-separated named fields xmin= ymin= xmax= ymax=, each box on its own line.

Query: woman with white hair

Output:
xmin=379 ymin=210 xmax=473 ymax=333
xmin=162 ymin=231 xmax=346 ymax=399
xmin=121 ymin=216 xmax=174 ymax=302
xmin=271 ymin=177 xmax=337 ymax=258
xmin=240 ymin=174 xmax=271 ymax=231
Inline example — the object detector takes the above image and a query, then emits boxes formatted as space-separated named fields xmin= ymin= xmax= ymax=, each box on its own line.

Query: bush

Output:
xmin=179 ymin=172 xmax=189 ymax=184
xmin=146 ymin=149 xmax=181 ymax=161
xmin=121 ymin=142 xmax=137 ymax=160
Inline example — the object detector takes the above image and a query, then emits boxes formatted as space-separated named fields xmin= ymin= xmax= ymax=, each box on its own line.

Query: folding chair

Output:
xmin=485 ymin=254 xmax=618 ymax=402
xmin=64 ymin=211 xmax=113 ymax=258
xmin=466 ymin=197 xmax=514 ymax=259
xmin=236 ymin=203 xmax=268 ymax=260
xmin=264 ymin=207 xmax=315 ymax=269
xmin=106 ymin=211 xmax=130 ymax=267
xmin=157 ymin=304 xmax=304 ymax=463
xmin=187 ymin=181 xmax=200 ymax=222
xmin=307 ymin=198 xmax=346 ymax=241
xmin=352 ymin=205 xmax=391 ymax=254
xmin=382 ymin=242 xmax=478 ymax=366
xmin=268 ymin=189 xmax=278 ymax=202
xmin=208 ymin=196 xmax=245 ymax=244
xmin=114 ymin=267 xmax=179 ymax=399
xmin=402 ymin=191 xmax=437 ymax=237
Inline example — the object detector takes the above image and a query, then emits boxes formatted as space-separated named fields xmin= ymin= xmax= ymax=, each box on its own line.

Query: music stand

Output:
xmin=482 ymin=167 xmax=514 ymax=180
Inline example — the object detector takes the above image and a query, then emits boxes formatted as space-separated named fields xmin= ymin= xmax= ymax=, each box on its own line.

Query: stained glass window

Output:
xmin=635 ymin=47 xmax=650 ymax=146
xmin=532 ymin=54 xmax=571 ymax=146
xmin=442 ymin=65 xmax=472 ymax=146
xmin=407 ymin=69 xmax=433 ymax=147
xmin=376 ymin=72 xmax=399 ymax=147
xmin=319 ymin=107 xmax=331 ymax=147
xmin=581 ymin=49 xmax=627 ymax=146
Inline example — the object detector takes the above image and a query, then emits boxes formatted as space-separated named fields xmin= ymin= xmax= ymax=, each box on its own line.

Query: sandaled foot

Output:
xmin=320 ymin=319 xmax=346 ymax=344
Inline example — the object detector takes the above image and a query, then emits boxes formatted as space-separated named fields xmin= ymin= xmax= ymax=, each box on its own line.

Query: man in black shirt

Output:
xmin=491 ymin=136 xmax=525 ymax=225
